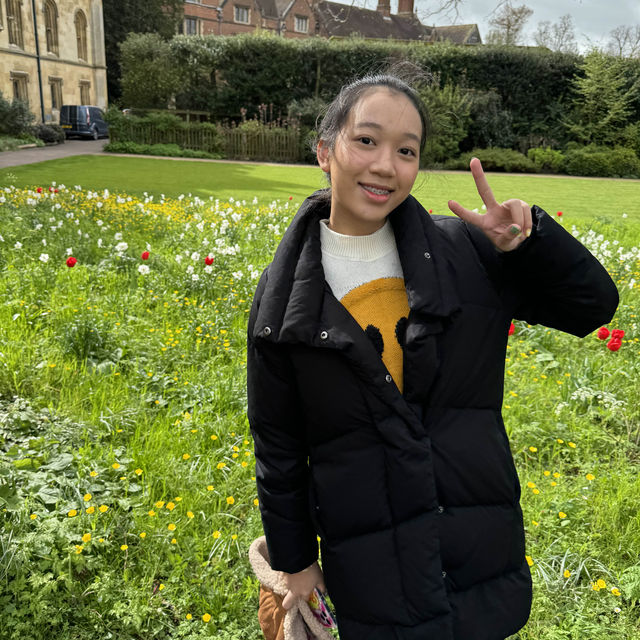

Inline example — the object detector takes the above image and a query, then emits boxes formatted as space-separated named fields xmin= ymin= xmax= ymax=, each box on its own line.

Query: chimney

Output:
xmin=397 ymin=0 xmax=414 ymax=17
xmin=376 ymin=0 xmax=391 ymax=18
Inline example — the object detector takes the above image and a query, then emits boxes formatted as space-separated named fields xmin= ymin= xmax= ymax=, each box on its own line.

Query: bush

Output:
xmin=0 ymin=91 xmax=35 ymax=136
xmin=461 ymin=89 xmax=514 ymax=151
xmin=33 ymin=123 xmax=65 ymax=144
xmin=104 ymin=141 xmax=220 ymax=159
xmin=446 ymin=148 xmax=536 ymax=173
xmin=527 ymin=147 xmax=565 ymax=173
xmin=564 ymin=145 xmax=640 ymax=178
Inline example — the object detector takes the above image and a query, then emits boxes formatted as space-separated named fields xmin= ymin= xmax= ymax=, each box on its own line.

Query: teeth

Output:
xmin=363 ymin=185 xmax=390 ymax=195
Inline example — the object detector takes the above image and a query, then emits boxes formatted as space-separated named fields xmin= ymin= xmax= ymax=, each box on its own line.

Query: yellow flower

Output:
xmin=155 ymin=501 xmax=165 ymax=508
xmin=558 ymin=512 xmax=567 ymax=519
xmin=202 ymin=613 xmax=211 ymax=623
xmin=121 ymin=544 xmax=128 ymax=551
xmin=592 ymin=582 xmax=600 ymax=591
xmin=525 ymin=555 xmax=534 ymax=566
xmin=82 ymin=533 xmax=92 ymax=543
xmin=182 ymin=453 xmax=190 ymax=460
xmin=135 ymin=468 xmax=143 ymax=476
xmin=564 ymin=570 xmax=571 ymax=578
xmin=568 ymin=442 xmax=576 ymax=448
xmin=527 ymin=482 xmax=536 ymax=488
xmin=30 ymin=513 xmax=37 ymax=520
xmin=207 ymin=485 xmax=214 ymax=491
xmin=171 ymin=538 xmax=177 ymax=544
xmin=99 ymin=504 xmax=108 ymax=513
xmin=213 ymin=530 xmax=221 ymax=539
xmin=597 ymin=579 xmax=606 ymax=588
xmin=75 ymin=545 xmax=84 ymax=554
xmin=531 ymin=520 xmax=539 ymax=526
xmin=186 ymin=614 xmax=193 ymax=620
xmin=86 ymin=506 xmax=95 ymax=514
xmin=187 ymin=511 xmax=194 ymax=519
xmin=211 ymin=435 xmax=218 ymax=441
xmin=112 ymin=463 xmax=120 ymax=470
xmin=586 ymin=473 xmax=595 ymax=481
xmin=148 ymin=510 xmax=156 ymax=517
xmin=612 ymin=587 xmax=621 ymax=596
xmin=550 ymin=481 xmax=557 ymax=487
xmin=226 ymin=496 xmax=235 ymax=505
xmin=168 ymin=523 xmax=177 ymax=531
xmin=556 ymin=438 xmax=564 ymax=444
xmin=232 ymin=453 xmax=239 ymax=459
xmin=529 ymin=446 xmax=538 ymax=452
xmin=166 ymin=502 xmax=176 ymax=511
xmin=216 ymin=462 xmax=226 ymax=470
xmin=90 ymin=471 xmax=98 ymax=477
xmin=231 ymin=534 xmax=238 ymax=540
xmin=253 ymin=499 xmax=259 ymax=506
xmin=553 ymin=472 xmax=561 ymax=478
xmin=140 ymin=532 xmax=146 ymax=539
xmin=543 ymin=470 xmax=550 ymax=476
xmin=68 ymin=509 xmax=78 ymax=517
xmin=532 ymin=488 xmax=540 ymax=495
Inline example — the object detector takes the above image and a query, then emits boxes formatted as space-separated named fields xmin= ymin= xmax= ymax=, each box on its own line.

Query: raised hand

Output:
xmin=447 ymin=157 xmax=532 ymax=252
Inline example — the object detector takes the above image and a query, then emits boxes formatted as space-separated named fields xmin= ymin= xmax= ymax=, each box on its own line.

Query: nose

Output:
xmin=369 ymin=145 xmax=396 ymax=177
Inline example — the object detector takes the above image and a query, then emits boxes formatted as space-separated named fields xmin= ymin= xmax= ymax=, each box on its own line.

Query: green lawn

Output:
xmin=1 ymin=154 xmax=639 ymax=221
xmin=1 ymin=167 xmax=640 ymax=639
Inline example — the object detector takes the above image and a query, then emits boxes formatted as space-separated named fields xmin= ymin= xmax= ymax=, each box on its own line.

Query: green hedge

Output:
xmin=446 ymin=148 xmax=536 ymax=173
xmin=564 ymin=145 xmax=640 ymax=179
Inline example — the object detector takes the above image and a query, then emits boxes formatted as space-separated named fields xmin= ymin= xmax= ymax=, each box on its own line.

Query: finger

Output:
xmin=470 ymin=158 xmax=499 ymax=209
xmin=448 ymin=199 xmax=481 ymax=226
xmin=318 ymin=581 xmax=327 ymax=594
xmin=521 ymin=200 xmax=532 ymax=237
xmin=282 ymin=590 xmax=294 ymax=610
xmin=504 ymin=199 xmax=524 ymax=239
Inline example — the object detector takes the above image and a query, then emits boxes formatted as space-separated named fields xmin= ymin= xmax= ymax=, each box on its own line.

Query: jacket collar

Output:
xmin=252 ymin=190 xmax=461 ymax=345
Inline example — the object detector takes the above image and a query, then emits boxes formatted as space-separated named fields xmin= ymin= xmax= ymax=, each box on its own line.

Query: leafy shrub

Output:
xmin=33 ymin=123 xmax=65 ymax=144
xmin=104 ymin=141 xmax=220 ymax=159
xmin=527 ymin=147 xmax=565 ymax=173
xmin=564 ymin=145 xmax=640 ymax=178
xmin=446 ymin=148 xmax=536 ymax=173
xmin=0 ymin=135 xmax=44 ymax=151
xmin=0 ymin=91 xmax=35 ymax=136
xmin=461 ymin=89 xmax=515 ymax=151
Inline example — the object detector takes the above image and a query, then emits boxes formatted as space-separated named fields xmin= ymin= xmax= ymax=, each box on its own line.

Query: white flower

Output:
xmin=97 ymin=238 xmax=103 ymax=248
xmin=138 ymin=264 xmax=150 ymax=275
xmin=14 ymin=241 xmax=22 ymax=249
xmin=115 ymin=242 xmax=128 ymax=253
xmin=175 ymin=255 xmax=183 ymax=263
xmin=622 ymin=213 xmax=628 ymax=218
xmin=114 ymin=232 xmax=123 ymax=241
xmin=97 ymin=220 xmax=103 ymax=227
xmin=614 ymin=607 xmax=621 ymax=613
xmin=39 ymin=253 xmax=49 ymax=263
xmin=191 ymin=273 xmax=200 ymax=281
xmin=42 ymin=238 xmax=47 ymax=246
xmin=0 ymin=234 xmax=3 ymax=242
xmin=190 ymin=251 xmax=200 ymax=262
xmin=66 ymin=248 xmax=73 ymax=255
xmin=232 ymin=270 xmax=243 ymax=280
xmin=186 ymin=265 xmax=194 ymax=275
xmin=204 ymin=265 xmax=213 ymax=274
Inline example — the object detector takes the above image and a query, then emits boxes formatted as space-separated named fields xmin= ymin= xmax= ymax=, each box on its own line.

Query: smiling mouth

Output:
xmin=360 ymin=183 xmax=394 ymax=196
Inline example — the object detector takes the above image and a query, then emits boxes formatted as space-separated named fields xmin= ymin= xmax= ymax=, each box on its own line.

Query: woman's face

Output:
xmin=317 ymin=88 xmax=422 ymax=236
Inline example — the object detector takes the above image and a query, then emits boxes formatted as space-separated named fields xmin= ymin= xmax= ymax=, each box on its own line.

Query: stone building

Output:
xmin=0 ymin=0 xmax=107 ymax=123
xmin=180 ymin=0 xmax=481 ymax=44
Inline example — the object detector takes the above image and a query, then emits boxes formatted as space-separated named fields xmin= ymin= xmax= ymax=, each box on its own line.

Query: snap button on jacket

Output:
xmin=247 ymin=191 xmax=619 ymax=640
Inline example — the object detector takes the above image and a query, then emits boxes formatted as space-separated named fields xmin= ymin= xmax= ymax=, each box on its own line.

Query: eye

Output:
xmin=357 ymin=136 xmax=373 ymax=145
xmin=399 ymin=147 xmax=417 ymax=157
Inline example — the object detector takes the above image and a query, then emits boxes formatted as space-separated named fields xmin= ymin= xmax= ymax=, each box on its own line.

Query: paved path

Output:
xmin=0 ymin=138 xmax=109 ymax=168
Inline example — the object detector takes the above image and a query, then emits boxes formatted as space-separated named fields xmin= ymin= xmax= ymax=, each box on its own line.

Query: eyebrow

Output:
xmin=354 ymin=121 xmax=421 ymax=144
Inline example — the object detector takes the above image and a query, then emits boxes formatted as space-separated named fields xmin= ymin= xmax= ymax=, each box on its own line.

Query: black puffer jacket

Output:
xmin=247 ymin=192 xmax=618 ymax=640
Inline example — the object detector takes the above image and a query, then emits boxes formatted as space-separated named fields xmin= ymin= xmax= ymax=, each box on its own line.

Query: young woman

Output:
xmin=246 ymin=70 xmax=618 ymax=640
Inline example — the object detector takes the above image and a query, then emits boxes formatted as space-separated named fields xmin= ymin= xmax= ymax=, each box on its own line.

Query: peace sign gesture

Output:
xmin=447 ymin=158 xmax=532 ymax=252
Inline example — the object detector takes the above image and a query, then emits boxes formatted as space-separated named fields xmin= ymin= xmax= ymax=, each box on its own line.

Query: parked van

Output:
xmin=59 ymin=105 xmax=109 ymax=140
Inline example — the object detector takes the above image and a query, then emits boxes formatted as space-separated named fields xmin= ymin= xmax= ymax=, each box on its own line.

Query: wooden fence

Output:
xmin=109 ymin=123 xmax=221 ymax=153
xmin=219 ymin=128 xmax=302 ymax=163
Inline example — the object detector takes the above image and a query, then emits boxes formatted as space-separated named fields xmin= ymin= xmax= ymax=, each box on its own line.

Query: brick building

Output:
xmin=0 ymin=0 xmax=107 ymax=123
xmin=180 ymin=0 xmax=481 ymax=43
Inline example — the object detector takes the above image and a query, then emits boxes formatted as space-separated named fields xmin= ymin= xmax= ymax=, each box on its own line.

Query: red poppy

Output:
xmin=606 ymin=339 xmax=622 ymax=352
xmin=508 ymin=322 xmax=515 ymax=336
xmin=37 ymin=187 xmax=43 ymax=193
xmin=141 ymin=251 xmax=150 ymax=260
xmin=289 ymin=196 xmax=293 ymax=200
xmin=66 ymin=256 xmax=77 ymax=268
xmin=597 ymin=327 xmax=610 ymax=340
xmin=54 ymin=188 xmax=59 ymax=193
xmin=557 ymin=211 xmax=563 ymax=217
xmin=429 ymin=209 xmax=433 ymax=213
xmin=611 ymin=329 xmax=625 ymax=340
xmin=205 ymin=255 xmax=214 ymax=265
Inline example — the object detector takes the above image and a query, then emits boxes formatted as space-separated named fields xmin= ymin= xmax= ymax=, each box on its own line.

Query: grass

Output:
xmin=0 ymin=171 xmax=639 ymax=639
xmin=1 ymin=154 xmax=639 ymax=222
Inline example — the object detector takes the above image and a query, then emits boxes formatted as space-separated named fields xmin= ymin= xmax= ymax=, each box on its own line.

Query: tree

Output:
xmin=120 ymin=33 xmax=182 ymax=109
xmin=103 ymin=0 xmax=184 ymax=102
xmin=533 ymin=14 xmax=578 ymax=53
xmin=607 ymin=25 xmax=640 ymax=58
xmin=568 ymin=50 xmax=638 ymax=146
xmin=485 ymin=2 xmax=533 ymax=46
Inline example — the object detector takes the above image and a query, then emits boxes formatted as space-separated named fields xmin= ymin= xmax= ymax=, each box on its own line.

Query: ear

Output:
xmin=316 ymin=139 xmax=331 ymax=173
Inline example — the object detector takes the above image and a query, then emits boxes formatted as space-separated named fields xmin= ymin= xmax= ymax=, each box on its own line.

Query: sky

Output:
xmin=350 ymin=0 xmax=640 ymax=52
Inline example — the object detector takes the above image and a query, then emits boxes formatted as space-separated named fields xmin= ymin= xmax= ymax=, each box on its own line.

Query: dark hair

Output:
xmin=315 ymin=63 xmax=431 ymax=156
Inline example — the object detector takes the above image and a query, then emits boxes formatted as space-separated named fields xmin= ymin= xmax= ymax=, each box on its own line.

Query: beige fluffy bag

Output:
xmin=248 ymin=536 xmax=336 ymax=640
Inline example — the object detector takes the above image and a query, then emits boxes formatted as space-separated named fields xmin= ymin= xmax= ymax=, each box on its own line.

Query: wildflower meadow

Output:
xmin=0 ymin=179 xmax=639 ymax=639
